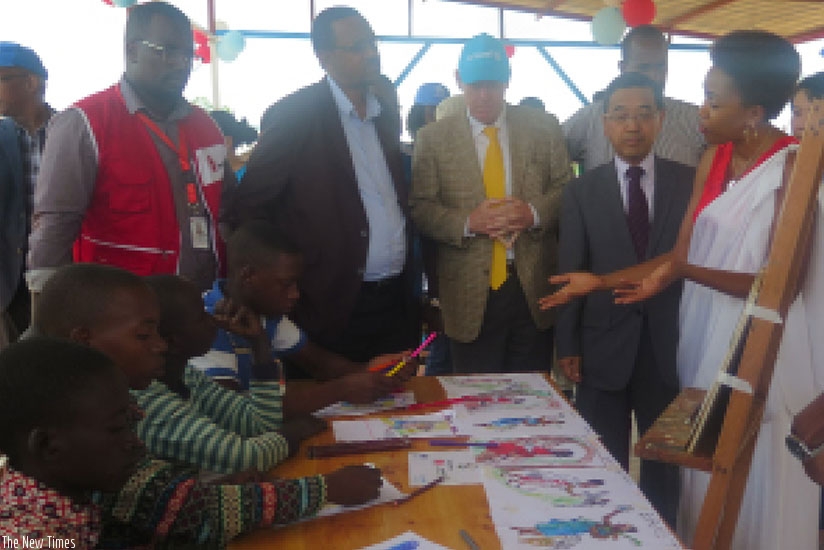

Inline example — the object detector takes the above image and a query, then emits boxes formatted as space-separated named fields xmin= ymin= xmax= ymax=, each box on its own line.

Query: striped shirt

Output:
xmin=14 ymin=120 xmax=47 ymax=240
xmin=563 ymin=97 xmax=705 ymax=173
xmin=95 ymin=458 xmax=326 ymax=547
xmin=131 ymin=366 xmax=288 ymax=474
xmin=190 ymin=280 xmax=307 ymax=390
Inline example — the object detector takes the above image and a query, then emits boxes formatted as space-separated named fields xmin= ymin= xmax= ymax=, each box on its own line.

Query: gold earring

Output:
xmin=743 ymin=126 xmax=751 ymax=142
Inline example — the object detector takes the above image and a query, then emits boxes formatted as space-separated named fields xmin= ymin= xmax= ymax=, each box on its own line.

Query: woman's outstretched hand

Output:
xmin=613 ymin=259 xmax=679 ymax=304
xmin=538 ymin=272 xmax=603 ymax=309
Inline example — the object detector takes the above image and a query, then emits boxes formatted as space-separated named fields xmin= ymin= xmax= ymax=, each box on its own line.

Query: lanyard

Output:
xmin=136 ymin=112 xmax=199 ymax=206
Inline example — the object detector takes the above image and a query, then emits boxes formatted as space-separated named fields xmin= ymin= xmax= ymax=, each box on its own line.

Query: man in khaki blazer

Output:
xmin=410 ymin=34 xmax=572 ymax=373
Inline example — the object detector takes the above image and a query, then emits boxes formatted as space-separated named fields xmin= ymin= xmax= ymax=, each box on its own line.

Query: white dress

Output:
xmin=676 ymin=145 xmax=824 ymax=550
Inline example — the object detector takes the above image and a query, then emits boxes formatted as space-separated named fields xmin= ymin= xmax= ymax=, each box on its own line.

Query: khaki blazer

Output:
xmin=410 ymin=105 xmax=572 ymax=342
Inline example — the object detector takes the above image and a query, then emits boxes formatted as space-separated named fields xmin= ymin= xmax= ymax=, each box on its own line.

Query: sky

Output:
xmin=4 ymin=0 xmax=824 ymax=138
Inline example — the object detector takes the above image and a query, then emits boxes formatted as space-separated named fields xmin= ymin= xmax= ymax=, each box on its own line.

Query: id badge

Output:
xmin=190 ymin=216 xmax=210 ymax=250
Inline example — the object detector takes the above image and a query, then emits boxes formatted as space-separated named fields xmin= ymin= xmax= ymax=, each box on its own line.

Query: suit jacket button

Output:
xmin=360 ymin=229 xmax=368 ymax=238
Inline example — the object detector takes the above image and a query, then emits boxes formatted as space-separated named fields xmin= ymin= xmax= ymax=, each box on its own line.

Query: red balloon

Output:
xmin=102 ymin=0 xmax=114 ymax=5
xmin=622 ymin=0 xmax=656 ymax=27
xmin=193 ymin=29 xmax=211 ymax=64
xmin=504 ymin=44 xmax=515 ymax=58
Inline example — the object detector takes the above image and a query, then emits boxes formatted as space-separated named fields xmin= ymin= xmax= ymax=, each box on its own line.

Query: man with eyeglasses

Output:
xmin=225 ymin=6 xmax=419 ymax=371
xmin=0 ymin=42 xmax=53 ymax=348
xmin=563 ymin=25 xmax=704 ymax=173
xmin=27 ymin=2 xmax=234 ymax=309
xmin=554 ymin=72 xmax=694 ymax=527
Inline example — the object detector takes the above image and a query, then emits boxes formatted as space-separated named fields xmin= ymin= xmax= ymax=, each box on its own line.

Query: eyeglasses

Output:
xmin=335 ymin=38 xmax=378 ymax=54
xmin=605 ymin=111 xmax=658 ymax=125
xmin=0 ymin=73 xmax=29 ymax=83
xmin=140 ymin=40 xmax=194 ymax=64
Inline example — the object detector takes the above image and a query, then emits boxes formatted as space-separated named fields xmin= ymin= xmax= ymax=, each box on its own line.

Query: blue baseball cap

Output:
xmin=414 ymin=83 xmax=450 ymax=107
xmin=458 ymin=34 xmax=509 ymax=85
xmin=0 ymin=42 xmax=47 ymax=79
xmin=415 ymin=82 xmax=449 ymax=107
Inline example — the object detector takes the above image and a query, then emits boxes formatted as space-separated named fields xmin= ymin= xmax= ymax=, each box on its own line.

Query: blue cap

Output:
xmin=0 ymin=42 xmax=47 ymax=79
xmin=458 ymin=34 xmax=509 ymax=85
xmin=414 ymin=83 xmax=450 ymax=107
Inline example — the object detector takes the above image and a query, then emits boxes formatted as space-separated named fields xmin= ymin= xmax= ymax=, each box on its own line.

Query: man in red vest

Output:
xmin=27 ymin=1 xmax=232 ymax=305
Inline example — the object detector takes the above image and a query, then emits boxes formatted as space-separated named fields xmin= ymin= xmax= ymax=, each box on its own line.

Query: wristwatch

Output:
xmin=785 ymin=432 xmax=824 ymax=462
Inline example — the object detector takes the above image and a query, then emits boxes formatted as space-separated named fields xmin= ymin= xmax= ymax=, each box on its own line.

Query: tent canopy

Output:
xmin=445 ymin=0 xmax=824 ymax=43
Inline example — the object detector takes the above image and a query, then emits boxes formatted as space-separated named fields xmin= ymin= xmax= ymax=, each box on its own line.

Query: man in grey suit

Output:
xmin=410 ymin=33 xmax=571 ymax=373
xmin=555 ymin=72 xmax=694 ymax=527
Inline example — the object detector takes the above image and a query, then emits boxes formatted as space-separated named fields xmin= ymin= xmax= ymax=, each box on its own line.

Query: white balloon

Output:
xmin=217 ymin=30 xmax=245 ymax=62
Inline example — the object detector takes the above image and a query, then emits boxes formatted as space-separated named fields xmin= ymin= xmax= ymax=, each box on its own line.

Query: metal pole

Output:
xmin=394 ymin=42 xmax=432 ymax=86
xmin=207 ymin=0 xmax=220 ymax=108
xmin=536 ymin=46 xmax=589 ymax=106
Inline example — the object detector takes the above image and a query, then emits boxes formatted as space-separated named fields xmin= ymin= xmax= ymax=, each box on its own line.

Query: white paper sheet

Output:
xmin=481 ymin=463 xmax=682 ymax=549
xmin=356 ymin=531 xmax=453 ymax=550
xmin=451 ymin=404 xmax=594 ymax=438
xmin=332 ymin=411 xmax=458 ymax=442
xmin=314 ymin=392 xmax=416 ymax=417
xmin=317 ymin=476 xmax=406 ymax=518
xmin=471 ymin=435 xmax=610 ymax=468
xmin=407 ymin=450 xmax=481 ymax=486
xmin=437 ymin=373 xmax=554 ymax=398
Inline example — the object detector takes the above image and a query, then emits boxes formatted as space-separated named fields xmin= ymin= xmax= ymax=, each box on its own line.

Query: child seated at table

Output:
xmin=33 ymin=263 xmax=384 ymax=547
xmin=0 ymin=337 xmax=146 ymax=547
xmin=193 ymin=220 xmax=417 ymax=416
xmin=138 ymin=274 xmax=325 ymax=475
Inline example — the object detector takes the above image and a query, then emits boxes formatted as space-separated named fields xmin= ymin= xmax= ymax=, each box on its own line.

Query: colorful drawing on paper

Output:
xmin=496 ymin=468 xmax=611 ymax=507
xmin=437 ymin=373 xmax=554 ymax=398
xmin=473 ymin=435 xmax=607 ymax=468
xmin=452 ymin=405 xmax=594 ymax=438
xmin=482 ymin=465 xmax=682 ymax=549
xmin=314 ymin=392 xmax=416 ymax=417
xmin=510 ymin=505 xmax=643 ymax=548
xmin=460 ymin=394 xmax=565 ymax=413
xmin=332 ymin=411 xmax=457 ymax=442
xmin=408 ymin=450 xmax=481 ymax=486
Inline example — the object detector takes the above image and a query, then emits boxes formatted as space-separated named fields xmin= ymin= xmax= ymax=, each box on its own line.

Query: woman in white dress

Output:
xmin=540 ymin=30 xmax=824 ymax=549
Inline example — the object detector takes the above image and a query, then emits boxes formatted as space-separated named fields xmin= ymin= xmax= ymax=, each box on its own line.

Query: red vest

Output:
xmin=72 ymin=84 xmax=226 ymax=277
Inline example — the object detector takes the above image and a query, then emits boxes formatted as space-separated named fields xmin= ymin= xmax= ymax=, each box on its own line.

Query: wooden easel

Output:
xmin=636 ymin=99 xmax=824 ymax=550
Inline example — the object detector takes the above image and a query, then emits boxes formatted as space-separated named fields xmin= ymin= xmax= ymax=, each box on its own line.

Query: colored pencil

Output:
xmin=393 ymin=475 xmax=445 ymax=505
xmin=306 ymin=438 xmax=411 ymax=458
xmin=459 ymin=529 xmax=480 ymax=550
xmin=428 ymin=439 xmax=499 ymax=448
xmin=385 ymin=332 xmax=438 ymax=377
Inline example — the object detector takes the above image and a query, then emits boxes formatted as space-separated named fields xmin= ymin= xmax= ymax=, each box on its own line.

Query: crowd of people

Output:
xmin=1 ymin=1 xmax=823 ymax=548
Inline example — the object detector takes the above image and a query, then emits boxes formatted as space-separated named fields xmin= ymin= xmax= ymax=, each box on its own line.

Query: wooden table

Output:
xmin=230 ymin=376 xmax=502 ymax=549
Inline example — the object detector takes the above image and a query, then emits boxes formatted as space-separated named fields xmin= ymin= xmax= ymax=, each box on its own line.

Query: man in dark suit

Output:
xmin=555 ymin=72 xmax=694 ymax=527
xmin=224 ymin=6 xmax=418 ymax=366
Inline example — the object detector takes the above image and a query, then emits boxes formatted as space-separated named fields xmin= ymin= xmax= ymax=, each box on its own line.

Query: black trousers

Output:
xmin=575 ymin=318 xmax=680 ymax=528
xmin=450 ymin=273 xmax=553 ymax=374
xmin=320 ymin=273 xmax=418 ymax=355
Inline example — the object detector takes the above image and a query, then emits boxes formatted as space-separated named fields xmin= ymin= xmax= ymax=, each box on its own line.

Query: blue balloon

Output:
xmin=591 ymin=7 xmax=626 ymax=46
xmin=217 ymin=30 xmax=245 ymax=62
xmin=113 ymin=0 xmax=137 ymax=7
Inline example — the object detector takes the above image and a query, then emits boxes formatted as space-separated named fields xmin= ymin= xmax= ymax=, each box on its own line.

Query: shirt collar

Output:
xmin=467 ymin=106 xmax=506 ymax=139
xmin=11 ymin=105 xmax=54 ymax=138
xmin=0 ymin=465 xmax=101 ymax=545
xmin=614 ymin=151 xmax=655 ymax=180
xmin=119 ymin=75 xmax=191 ymax=121
xmin=327 ymin=76 xmax=382 ymax=121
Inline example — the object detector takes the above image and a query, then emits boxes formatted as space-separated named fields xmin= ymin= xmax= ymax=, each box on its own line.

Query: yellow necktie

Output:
xmin=483 ymin=126 xmax=507 ymax=290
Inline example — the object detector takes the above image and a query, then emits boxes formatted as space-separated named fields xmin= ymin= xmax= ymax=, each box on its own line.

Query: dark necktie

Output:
xmin=626 ymin=165 xmax=649 ymax=261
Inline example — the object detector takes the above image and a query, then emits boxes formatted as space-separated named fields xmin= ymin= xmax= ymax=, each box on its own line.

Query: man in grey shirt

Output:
xmin=564 ymin=25 xmax=704 ymax=173
xmin=27 ymin=2 xmax=234 ymax=299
